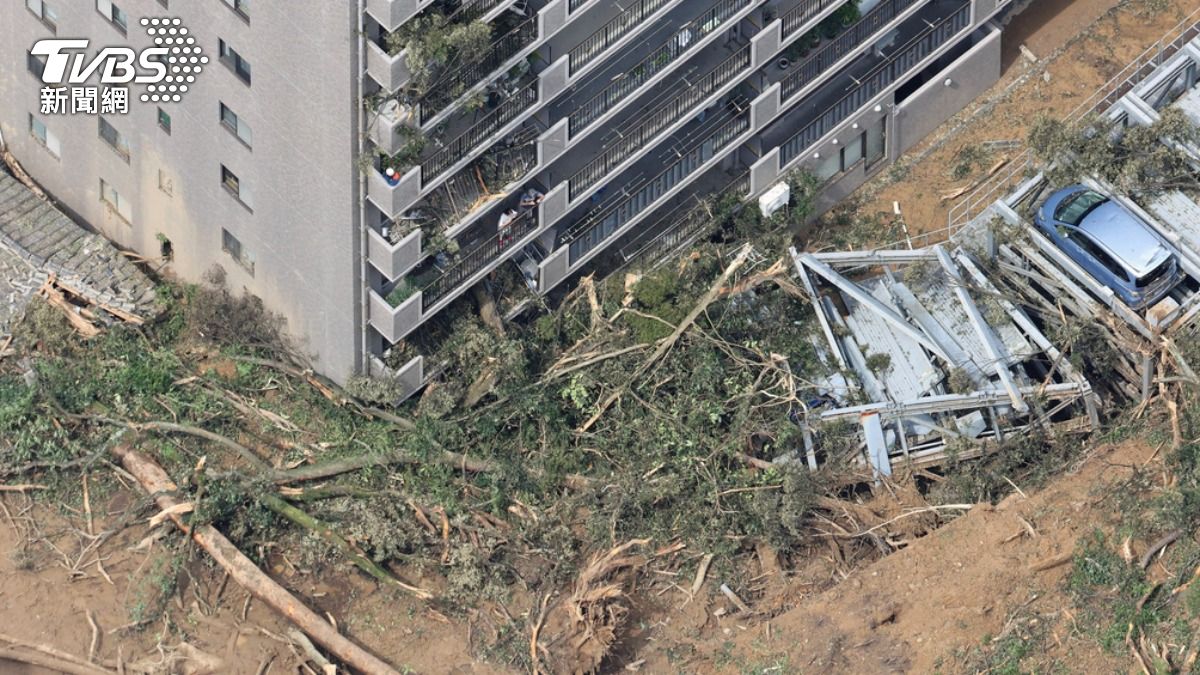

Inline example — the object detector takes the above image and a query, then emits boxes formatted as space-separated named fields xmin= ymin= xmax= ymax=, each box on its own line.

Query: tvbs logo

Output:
xmin=34 ymin=17 xmax=206 ymax=114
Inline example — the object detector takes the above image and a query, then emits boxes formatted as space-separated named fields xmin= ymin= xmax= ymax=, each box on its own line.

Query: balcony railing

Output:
xmin=569 ymin=49 xmax=751 ymax=199
xmin=569 ymin=0 xmax=751 ymax=134
xmin=568 ymin=0 xmax=673 ymax=75
xmin=450 ymin=0 xmax=509 ymax=24
xmin=422 ymin=206 xmax=539 ymax=306
xmin=419 ymin=15 xmax=538 ymax=124
xmin=568 ymin=0 xmax=591 ymax=12
xmin=780 ymin=0 xmax=920 ymax=100
xmin=420 ymin=84 xmax=538 ymax=185
xmin=619 ymin=170 xmax=750 ymax=265
xmin=781 ymin=0 xmax=846 ymax=37
xmin=780 ymin=1 xmax=972 ymax=163
xmin=564 ymin=110 xmax=750 ymax=264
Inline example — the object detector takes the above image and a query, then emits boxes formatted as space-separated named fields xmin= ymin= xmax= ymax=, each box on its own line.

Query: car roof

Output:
xmin=1077 ymin=199 xmax=1172 ymax=277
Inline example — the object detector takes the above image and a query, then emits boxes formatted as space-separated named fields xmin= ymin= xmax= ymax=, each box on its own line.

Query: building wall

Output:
xmin=0 ymin=0 xmax=361 ymax=382
xmin=893 ymin=25 xmax=1002 ymax=155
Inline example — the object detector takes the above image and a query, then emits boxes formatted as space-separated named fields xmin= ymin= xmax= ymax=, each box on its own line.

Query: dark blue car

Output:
xmin=1033 ymin=185 xmax=1182 ymax=310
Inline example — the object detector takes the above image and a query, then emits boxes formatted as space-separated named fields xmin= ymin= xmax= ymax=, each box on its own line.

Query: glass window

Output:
xmin=99 ymin=178 xmax=132 ymax=222
xmin=221 ymin=0 xmax=249 ymax=19
xmin=158 ymin=168 xmax=173 ymax=196
xmin=1054 ymin=189 xmax=1108 ymax=226
xmin=218 ymin=39 xmax=252 ymax=84
xmin=158 ymin=107 xmax=171 ymax=133
xmin=29 ymin=114 xmax=60 ymax=158
xmin=814 ymin=152 xmax=840 ymax=183
xmin=27 ymin=51 xmax=47 ymax=79
xmin=221 ymin=165 xmax=240 ymax=196
xmin=98 ymin=116 xmax=129 ymax=161
xmin=842 ymin=133 xmax=864 ymax=171
xmin=219 ymin=103 xmax=252 ymax=147
xmin=27 ymin=0 xmax=57 ymax=32
xmin=222 ymin=228 xmax=255 ymax=274
xmin=96 ymin=0 xmax=127 ymax=32
xmin=1071 ymin=231 xmax=1126 ymax=279
xmin=866 ymin=116 xmax=886 ymax=167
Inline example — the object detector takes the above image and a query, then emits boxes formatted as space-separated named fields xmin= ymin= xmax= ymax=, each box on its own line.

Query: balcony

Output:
xmin=781 ymin=0 xmax=849 ymax=38
xmin=561 ymin=106 xmax=751 ymax=267
xmin=779 ymin=0 xmax=923 ymax=100
xmin=566 ymin=0 xmax=755 ymax=136
xmin=366 ymin=0 xmax=436 ymax=32
xmin=617 ymin=170 xmax=750 ymax=266
xmin=779 ymin=0 xmax=972 ymax=165
xmin=419 ymin=83 xmax=538 ymax=187
xmin=366 ymin=39 xmax=414 ymax=94
xmin=568 ymin=47 xmax=753 ymax=200
xmin=368 ymin=227 xmax=423 ymax=280
xmin=367 ymin=163 xmax=420 ymax=217
xmin=567 ymin=0 xmax=675 ymax=75
xmin=423 ymin=202 xmax=541 ymax=307
xmin=418 ymin=14 xmax=540 ymax=125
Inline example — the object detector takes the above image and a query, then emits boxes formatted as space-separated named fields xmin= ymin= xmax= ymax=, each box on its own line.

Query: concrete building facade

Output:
xmin=1 ymin=0 xmax=1018 ymax=391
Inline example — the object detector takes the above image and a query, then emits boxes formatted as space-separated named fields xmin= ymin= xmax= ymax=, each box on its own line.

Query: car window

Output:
xmin=1070 ymin=230 xmax=1128 ymax=280
xmin=1054 ymin=190 xmax=1108 ymax=226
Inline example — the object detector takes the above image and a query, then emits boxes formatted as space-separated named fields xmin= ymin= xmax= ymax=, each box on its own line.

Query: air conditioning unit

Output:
xmin=758 ymin=182 xmax=790 ymax=217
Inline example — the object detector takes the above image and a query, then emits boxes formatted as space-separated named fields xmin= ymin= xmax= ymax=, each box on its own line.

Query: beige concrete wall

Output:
xmin=0 ymin=0 xmax=361 ymax=382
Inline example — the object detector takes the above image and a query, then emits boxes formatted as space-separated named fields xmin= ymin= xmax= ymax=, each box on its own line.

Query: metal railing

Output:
xmin=564 ymin=110 xmax=750 ymax=264
xmin=568 ymin=0 xmax=591 ymax=12
xmin=422 ymin=206 xmax=539 ymax=306
xmin=450 ymin=0 xmax=509 ymax=24
xmin=946 ymin=6 xmax=1200 ymax=229
xmin=619 ymin=170 xmax=750 ymax=266
xmin=420 ymin=84 xmax=538 ymax=185
xmin=568 ymin=0 xmax=673 ymax=74
xmin=419 ymin=16 xmax=538 ymax=124
xmin=781 ymin=0 xmax=844 ymax=37
xmin=569 ymin=48 xmax=752 ymax=199
xmin=568 ymin=0 xmax=750 ymax=134
xmin=780 ymin=0 xmax=920 ymax=101
xmin=780 ymin=1 xmax=971 ymax=164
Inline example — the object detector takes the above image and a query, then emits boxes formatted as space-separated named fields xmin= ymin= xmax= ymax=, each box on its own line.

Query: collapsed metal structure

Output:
xmin=788 ymin=30 xmax=1200 ymax=476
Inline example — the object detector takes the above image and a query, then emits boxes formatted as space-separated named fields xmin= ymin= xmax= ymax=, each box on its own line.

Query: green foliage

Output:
xmin=1029 ymin=108 xmax=1200 ymax=196
xmin=1067 ymin=531 xmax=1163 ymax=652
xmin=388 ymin=15 xmax=492 ymax=96
xmin=385 ymin=278 xmax=418 ymax=307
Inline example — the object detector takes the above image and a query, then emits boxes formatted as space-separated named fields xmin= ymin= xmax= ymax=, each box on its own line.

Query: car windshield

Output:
xmin=1136 ymin=256 xmax=1173 ymax=289
xmin=1054 ymin=189 xmax=1108 ymax=226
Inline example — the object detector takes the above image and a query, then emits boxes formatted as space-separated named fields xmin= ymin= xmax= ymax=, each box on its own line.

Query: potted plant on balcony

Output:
xmin=385 ymin=278 xmax=418 ymax=307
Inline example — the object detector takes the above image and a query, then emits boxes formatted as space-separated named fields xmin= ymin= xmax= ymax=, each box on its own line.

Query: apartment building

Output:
xmin=1 ymin=0 xmax=1017 ymax=392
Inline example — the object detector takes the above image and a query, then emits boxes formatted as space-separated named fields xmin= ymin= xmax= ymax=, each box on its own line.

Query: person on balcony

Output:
xmin=519 ymin=187 xmax=544 ymax=209
xmin=384 ymin=166 xmax=401 ymax=187
xmin=498 ymin=208 xmax=519 ymax=249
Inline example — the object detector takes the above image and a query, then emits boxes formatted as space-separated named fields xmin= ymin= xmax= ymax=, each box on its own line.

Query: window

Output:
xmin=221 ymin=229 xmax=255 ymax=274
xmin=1070 ymin=231 xmax=1126 ymax=279
xmin=158 ymin=168 xmax=174 ymax=196
xmin=221 ymin=164 xmax=252 ymax=208
xmin=841 ymin=133 xmax=865 ymax=172
xmin=99 ymin=178 xmax=132 ymax=222
xmin=26 ymin=0 xmax=58 ymax=32
xmin=98 ymin=116 xmax=129 ymax=161
xmin=1054 ymin=189 xmax=1108 ymax=226
xmin=96 ymin=0 xmax=128 ymax=33
xmin=29 ymin=114 xmax=61 ymax=158
xmin=219 ymin=103 xmax=252 ymax=147
xmin=865 ymin=116 xmax=886 ymax=168
xmin=27 ymin=51 xmax=47 ymax=79
xmin=221 ymin=0 xmax=249 ymax=20
xmin=218 ymin=39 xmax=251 ymax=84
xmin=157 ymin=107 xmax=171 ymax=134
